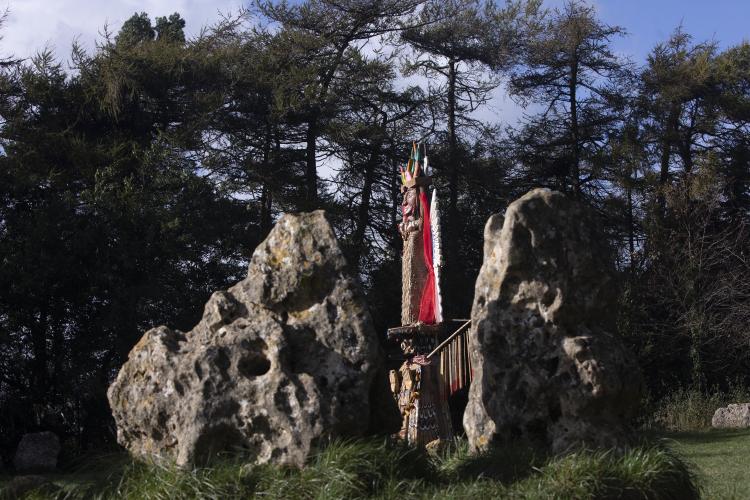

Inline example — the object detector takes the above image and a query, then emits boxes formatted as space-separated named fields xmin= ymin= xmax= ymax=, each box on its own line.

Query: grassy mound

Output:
xmin=10 ymin=438 xmax=699 ymax=500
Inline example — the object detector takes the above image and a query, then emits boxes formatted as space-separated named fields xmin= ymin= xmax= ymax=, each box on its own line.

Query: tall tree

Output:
xmin=0 ymin=13 xmax=254 ymax=448
xmin=701 ymin=41 xmax=750 ymax=222
xmin=258 ymin=0 xmax=422 ymax=209
xmin=327 ymin=52 xmax=426 ymax=272
xmin=508 ymin=0 xmax=630 ymax=199
xmin=638 ymin=28 xmax=720 ymax=214
xmin=400 ymin=0 xmax=538 ymax=315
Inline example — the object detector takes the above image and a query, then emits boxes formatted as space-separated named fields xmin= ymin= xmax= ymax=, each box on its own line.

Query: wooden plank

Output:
xmin=387 ymin=323 xmax=443 ymax=339
xmin=426 ymin=320 xmax=471 ymax=359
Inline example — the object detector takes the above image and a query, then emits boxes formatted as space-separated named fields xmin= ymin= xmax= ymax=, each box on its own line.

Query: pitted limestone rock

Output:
xmin=464 ymin=188 xmax=641 ymax=453
xmin=712 ymin=403 xmax=750 ymax=428
xmin=108 ymin=211 xmax=398 ymax=467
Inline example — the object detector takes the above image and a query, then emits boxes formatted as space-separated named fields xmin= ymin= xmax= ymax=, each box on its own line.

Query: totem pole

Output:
xmin=388 ymin=142 xmax=454 ymax=446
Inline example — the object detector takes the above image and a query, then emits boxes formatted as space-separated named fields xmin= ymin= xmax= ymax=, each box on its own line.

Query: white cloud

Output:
xmin=1 ymin=0 xmax=244 ymax=60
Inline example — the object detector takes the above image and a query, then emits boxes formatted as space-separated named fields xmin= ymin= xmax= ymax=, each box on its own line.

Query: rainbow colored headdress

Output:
xmin=400 ymin=142 xmax=429 ymax=185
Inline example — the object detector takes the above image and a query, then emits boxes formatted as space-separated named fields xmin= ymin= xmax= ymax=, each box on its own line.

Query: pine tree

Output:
xmin=258 ymin=0 xmax=423 ymax=209
xmin=400 ymin=0 xmax=539 ymax=315
xmin=508 ymin=0 xmax=630 ymax=199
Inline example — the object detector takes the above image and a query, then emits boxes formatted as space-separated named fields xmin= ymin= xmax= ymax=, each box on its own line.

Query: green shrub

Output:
xmin=513 ymin=445 xmax=700 ymax=500
xmin=645 ymin=384 xmax=750 ymax=431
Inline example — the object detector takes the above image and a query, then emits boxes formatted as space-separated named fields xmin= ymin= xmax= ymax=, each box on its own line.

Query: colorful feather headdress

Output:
xmin=400 ymin=142 xmax=430 ymax=185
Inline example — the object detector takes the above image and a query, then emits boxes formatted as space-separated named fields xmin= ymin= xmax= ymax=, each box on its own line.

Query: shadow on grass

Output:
xmin=661 ymin=428 xmax=750 ymax=445
xmin=679 ymin=451 xmax=735 ymax=459
xmin=436 ymin=439 xmax=545 ymax=485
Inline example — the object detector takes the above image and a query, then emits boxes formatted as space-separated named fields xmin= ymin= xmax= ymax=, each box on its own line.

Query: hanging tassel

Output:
xmin=465 ymin=332 xmax=470 ymax=387
xmin=452 ymin=337 xmax=457 ymax=393
xmin=449 ymin=338 xmax=455 ymax=394
xmin=470 ymin=331 xmax=473 ymax=382
xmin=461 ymin=331 xmax=466 ymax=389
xmin=458 ymin=334 xmax=463 ymax=391
xmin=459 ymin=336 xmax=462 ymax=390
xmin=436 ymin=324 xmax=475 ymax=397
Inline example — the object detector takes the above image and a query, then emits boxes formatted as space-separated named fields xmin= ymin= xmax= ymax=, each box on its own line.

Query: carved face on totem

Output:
xmin=399 ymin=186 xmax=420 ymax=238
xmin=401 ymin=186 xmax=419 ymax=223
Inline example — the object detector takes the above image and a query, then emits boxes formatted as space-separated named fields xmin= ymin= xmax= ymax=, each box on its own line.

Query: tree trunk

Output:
xmin=352 ymin=145 xmax=380 ymax=269
xmin=390 ymin=156 xmax=402 ymax=258
xmin=569 ymin=59 xmax=580 ymax=197
xmin=303 ymin=41 xmax=348 ymax=212
xmin=30 ymin=306 xmax=49 ymax=409
xmin=627 ymin=164 xmax=635 ymax=264
xmin=447 ymin=58 xmax=458 ymax=220
xmin=445 ymin=58 xmax=460 ymax=317
xmin=658 ymin=104 xmax=680 ymax=214
xmin=353 ymin=111 xmax=388 ymax=269
xmin=305 ymin=117 xmax=318 ymax=209
xmin=260 ymin=121 xmax=274 ymax=236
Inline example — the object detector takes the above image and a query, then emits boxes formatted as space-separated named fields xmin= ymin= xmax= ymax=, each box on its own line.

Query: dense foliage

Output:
xmin=0 ymin=0 xmax=748 ymax=457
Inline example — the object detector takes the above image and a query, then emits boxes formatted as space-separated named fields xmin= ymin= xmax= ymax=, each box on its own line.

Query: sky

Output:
xmin=3 ymin=0 xmax=748 ymax=64
xmin=1 ymin=0 xmax=748 ymax=126
xmin=0 ymin=0 xmax=243 ymax=60
xmin=598 ymin=0 xmax=750 ymax=62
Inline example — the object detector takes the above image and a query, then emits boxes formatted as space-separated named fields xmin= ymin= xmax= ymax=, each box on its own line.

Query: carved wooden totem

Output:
xmin=400 ymin=180 xmax=429 ymax=325
xmin=388 ymin=143 xmax=453 ymax=446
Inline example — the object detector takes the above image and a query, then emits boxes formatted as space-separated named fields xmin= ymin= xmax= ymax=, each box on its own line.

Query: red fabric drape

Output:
xmin=418 ymin=191 xmax=437 ymax=324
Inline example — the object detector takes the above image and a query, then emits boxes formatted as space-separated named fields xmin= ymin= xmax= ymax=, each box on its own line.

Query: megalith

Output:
xmin=12 ymin=432 xmax=61 ymax=473
xmin=108 ymin=210 xmax=398 ymax=467
xmin=712 ymin=403 xmax=750 ymax=429
xmin=464 ymin=188 xmax=641 ymax=453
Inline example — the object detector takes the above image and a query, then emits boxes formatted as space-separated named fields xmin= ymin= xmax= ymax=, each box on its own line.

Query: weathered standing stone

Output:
xmin=712 ymin=403 xmax=750 ymax=428
xmin=12 ymin=432 xmax=60 ymax=473
xmin=464 ymin=188 xmax=642 ymax=454
xmin=108 ymin=211 xmax=399 ymax=467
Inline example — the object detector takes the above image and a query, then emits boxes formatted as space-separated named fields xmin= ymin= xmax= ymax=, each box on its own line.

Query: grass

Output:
xmin=665 ymin=429 xmax=750 ymax=500
xmin=0 ymin=437 xmax=700 ymax=500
